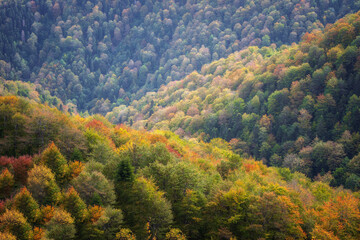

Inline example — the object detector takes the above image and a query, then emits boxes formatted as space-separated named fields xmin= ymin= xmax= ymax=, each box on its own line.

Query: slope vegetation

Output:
xmin=0 ymin=0 xmax=359 ymax=112
xmin=0 ymin=96 xmax=359 ymax=239
xmin=109 ymin=11 xmax=360 ymax=190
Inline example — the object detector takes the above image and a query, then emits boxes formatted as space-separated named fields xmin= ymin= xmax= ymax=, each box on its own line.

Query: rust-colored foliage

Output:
xmin=33 ymin=227 xmax=45 ymax=240
xmin=85 ymin=119 xmax=111 ymax=136
xmin=273 ymin=64 xmax=286 ymax=79
xmin=166 ymin=145 xmax=182 ymax=158
xmin=68 ymin=161 xmax=84 ymax=179
xmin=0 ymin=200 xmax=5 ymax=214
xmin=314 ymin=195 xmax=360 ymax=239
xmin=0 ymin=156 xmax=33 ymax=184
xmin=302 ymin=32 xmax=319 ymax=44
xmin=323 ymin=20 xmax=356 ymax=47
xmin=40 ymin=205 xmax=55 ymax=224
xmin=88 ymin=205 xmax=104 ymax=223
xmin=147 ymin=134 xmax=168 ymax=144
xmin=243 ymin=162 xmax=260 ymax=172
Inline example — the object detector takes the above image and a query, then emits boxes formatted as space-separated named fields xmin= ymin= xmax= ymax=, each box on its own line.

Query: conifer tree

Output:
xmin=116 ymin=159 xmax=135 ymax=183
xmin=115 ymin=159 xmax=135 ymax=205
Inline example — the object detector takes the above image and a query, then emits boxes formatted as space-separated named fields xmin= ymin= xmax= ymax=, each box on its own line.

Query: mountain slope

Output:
xmin=108 ymin=10 xmax=360 ymax=190
xmin=1 ymin=95 xmax=360 ymax=239
xmin=0 ymin=0 xmax=359 ymax=112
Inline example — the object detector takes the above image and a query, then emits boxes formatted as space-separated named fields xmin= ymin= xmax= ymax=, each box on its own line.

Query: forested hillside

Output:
xmin=0 ymin=79 xmax=77 ymax=113
xmin=2 ymin=1 xmax=360 ymax=239
xmin=1 ymin=96 xmax=360 ymax=240
xmin=1 ymin=0 xmax=359 ymax=112
xmin=108 ymin=11 xmax=360 ymax=190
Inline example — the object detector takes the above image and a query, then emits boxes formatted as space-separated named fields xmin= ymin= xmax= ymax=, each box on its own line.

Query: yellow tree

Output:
xmin=45 ymin=208 xmax=76 ymax=240
xmin=0 ymin=209 xmax=33 ymax=240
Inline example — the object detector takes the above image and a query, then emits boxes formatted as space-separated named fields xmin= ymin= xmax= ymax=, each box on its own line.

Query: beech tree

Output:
xmin=0 ymin=209 xmax=33 ymax=240
xmin=247 ymin=192 xmax=306 ymax=239
xmin=12 ymin=187 xmax=39 ymax=224
xmin=0 ymin=169 xmax=14 ymax=199
xmin=27 ymin=165 xmax=61 ymax=205
xmin=41 ymin=142 xmax=68 ymax=184
xmin=62 ymin=187 xmax=87 ymax=225
xmin=314 ymin=195 xmax=360 ymax=239
xmin=95 ymin=207 xmax=124 ymax=240
xmin=72 ymin=170 xmax=116 ymax=206
xmin=0 ymin=232 xmax=16 ymax=240
xmin=122 ymin=177 xmax=173 ymax=239
xmin=45 ymin=208 xmax=76 ymax=240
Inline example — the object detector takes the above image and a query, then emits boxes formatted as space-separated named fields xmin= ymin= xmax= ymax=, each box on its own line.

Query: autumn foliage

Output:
xmin=0 ymin=95 xmax=359 ymax=239
xmin=1 ymin=6 xmax=360 ymax=239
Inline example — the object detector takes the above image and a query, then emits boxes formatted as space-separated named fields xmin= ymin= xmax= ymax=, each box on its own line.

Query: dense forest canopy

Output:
xmin=1 ymin=0 xmax=360 ymax=239
xmin=0 ymin=0 xmax=360 ymax=113
xmin=111 ymin=10 xmax=360 ymax=191
xmin=0 ymin=95 xmax=360 ymax=239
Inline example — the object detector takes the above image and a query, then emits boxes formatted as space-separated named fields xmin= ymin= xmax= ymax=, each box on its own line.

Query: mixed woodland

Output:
xmin=111 ymin=10 xmax=360 ymax=191
xmin=0 ymin=0 xmax=360 ymax=111
xmin=0 ymin=96 xmax=360 ymax=239
xmin=1 ymin=0 xmax=360 ymax=239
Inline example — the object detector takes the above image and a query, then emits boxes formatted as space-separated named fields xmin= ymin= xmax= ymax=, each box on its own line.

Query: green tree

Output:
xmin=12 ymin=187 xmax=39 ymax=224
xmin=177 ymin=189 xmax=206 ymax=238
xmin=203 ymin=186 xmax=250 ymax=239
xmin=45 ymin=208 xmax=76 ymax=240
xmin=27 ymin=165 xmax=61 ymax=205
xmin=267 ymin=89 xmax=289 ymax=116
xmin=115 ymin=159 xmax=135 ymax=205
xmin=95 ymin=207 xmax=124 ymax=240
xmin=0 ymin=169 xmax=14 ymax=199
xmin=344 ymin=94 xmax=360 ymax=132
xmin=247 ymin=192 xmax=306 ymax=239
xmin=41 ymin=142 xmax=68 ymax=184
xmin=72 ymin=170 xmax=116 ymax=206
xmin=62 ymin=187 xmax=87 ymax=224
xmin=124 ymin=177 xmax=173 ymax=239
xmin=311 ymin=141 xmax=345 ymax=175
